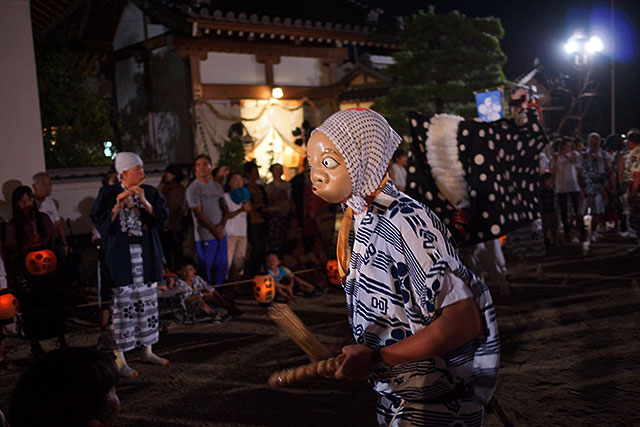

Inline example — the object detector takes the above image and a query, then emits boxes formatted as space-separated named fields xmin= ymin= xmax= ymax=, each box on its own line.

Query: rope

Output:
xmin=11 ymin=268 xmax=317 ymax=316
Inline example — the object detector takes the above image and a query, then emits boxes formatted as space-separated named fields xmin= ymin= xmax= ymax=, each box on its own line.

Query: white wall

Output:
xmin=51 ymin=173 xmax=162 ymax=235
xmin=113 ymin=1 xmax=168 ymax=50
xmin=0 ymin=0 xmax=46 ymax=221
xmin=200 ymin=52 xmax=264 ymax=85
xmin=274 ymin=57 xmax=322 ymax=86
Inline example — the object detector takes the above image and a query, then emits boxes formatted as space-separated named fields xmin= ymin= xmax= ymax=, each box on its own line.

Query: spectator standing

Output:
xmin=551 ymin=137 xmax=584 ymax=242
xmin=32 ymin=172 xmax=69 ymax=255
xmin=0 ymin=246 xmax=10 ymax=374
xmin=290 ymin=158 xmax=309 ymax=226
xmin=186 ymin=155 xmax=228 ymax=285
xmin=540 ymin=172 xmax=559 ymax=245
xmin=244 ymin=162 xmax=269 ymax=275
xmin=224 ymin=172 xmax=250 ymax=282
xmin=582 ymin=132 xmax=613 ymax=240
xmin=90 ymin=152 xmax=169 ymax=377
xmin=94 ymin=170 xmax=118 ymax=352
xmin=388 ymin=148 xmax=409 ymax=192
xmin=266 ymin=163 xmax=294 ymax=253
xmin=158 ymin=165 xmax=187 ymax=271
xmin=622 ymin=131 xmax=640 ymax=246
xmin=4 ymin=186 xmax=67 ymax=356
xmin=213 ymin=165 xmax=230 ymax=188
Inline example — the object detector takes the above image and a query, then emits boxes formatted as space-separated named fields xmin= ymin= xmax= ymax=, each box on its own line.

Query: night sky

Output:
xmin=374 ymin=0 xmax=640 ymax=132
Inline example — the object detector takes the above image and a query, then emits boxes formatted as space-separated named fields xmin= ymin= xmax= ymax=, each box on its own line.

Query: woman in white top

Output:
xmin=388 ymin=149 xmax=408 ymax=192
xmin=551 ymin=138 xmax=584 ymax=241
xmin=224 ymin=172 xmax=251 ymax=281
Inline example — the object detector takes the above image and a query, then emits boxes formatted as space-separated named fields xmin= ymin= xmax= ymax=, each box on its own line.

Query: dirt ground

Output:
xmin=1 ymin=234 xmax=639 ymax=426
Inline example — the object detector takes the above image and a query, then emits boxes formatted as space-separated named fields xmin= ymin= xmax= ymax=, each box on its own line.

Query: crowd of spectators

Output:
xmin=539 ymin=130 xmax=640 ymax=248
xmin=0 ymin=126 xmax=639 ymax=426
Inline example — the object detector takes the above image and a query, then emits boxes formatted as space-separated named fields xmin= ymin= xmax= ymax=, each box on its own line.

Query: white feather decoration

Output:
xmin=425 ymin=114 xmax=470 ymax=209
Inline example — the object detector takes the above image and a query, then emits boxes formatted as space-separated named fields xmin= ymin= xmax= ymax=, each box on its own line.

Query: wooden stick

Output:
xmin=268 ymin=354 xmax=346 ymax=387
xmin=268 ymin=303 xmax=331 ymax=361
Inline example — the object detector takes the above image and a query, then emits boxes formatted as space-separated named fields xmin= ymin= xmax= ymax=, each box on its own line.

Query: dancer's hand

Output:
xmin=334 ymin=344 xmax=373 ymax=380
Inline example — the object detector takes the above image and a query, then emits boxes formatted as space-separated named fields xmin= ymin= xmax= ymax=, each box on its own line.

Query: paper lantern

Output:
xmin=253 ymin=275 xmax=275 ymax=303
xmin=326 ymin=260 xmax=341 ymax=286
xmin=25 ymin=248 xmax=57 ymax=276
xmin=0 ymin=290 xmax=19 ymax=320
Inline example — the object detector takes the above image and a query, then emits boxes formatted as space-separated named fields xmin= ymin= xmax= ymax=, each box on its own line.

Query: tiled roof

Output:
xmin=30 ymin=0 xmax=76 ymax=34
xmin=141 ymin=0 xmax=400 ymax=47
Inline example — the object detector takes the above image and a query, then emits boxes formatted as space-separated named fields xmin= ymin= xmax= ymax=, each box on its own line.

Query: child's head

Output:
xmin=9 ymin=347 xmax=120 ymax=427
xmin=559 ymin=137 xmax=574 ymax=154
xmin=541 ymin=172 xmax=553 ymax=188
xmin=627 ymin=131 xmax=640 ymax=148
xmin=265 ymin=252 xmax=280 ymax=270
xmin=178 ymin=257 xmax=197 ymax=280
xmin=227 ymin=172 xmax=244 ymax=191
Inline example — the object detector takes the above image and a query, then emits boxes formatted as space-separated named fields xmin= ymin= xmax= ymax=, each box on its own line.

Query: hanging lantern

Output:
xmin=326 ymin=260 xmax=341 ymax=286
xmin=253 ymin=274 xmax=275 ymax=303
xmin=0 ymin=290 xmax=19 ymax=320
xmin=25 ymin=248 xmax=57 ymax=276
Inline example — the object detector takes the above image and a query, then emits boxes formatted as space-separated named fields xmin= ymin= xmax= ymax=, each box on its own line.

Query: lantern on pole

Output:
xmin=326 ymin=260 xmax=341 ymax=286
xmin=25 ymin=248 xmax=57 ymax=275
xmin=0 ymin=290 xmax=19 ymax=320
xmin=253 ymin=275 xmax=275 ymax=303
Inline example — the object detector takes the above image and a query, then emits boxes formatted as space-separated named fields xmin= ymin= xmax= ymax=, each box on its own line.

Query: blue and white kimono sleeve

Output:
xmin=344 ymin=181 xmax=500 ymax=407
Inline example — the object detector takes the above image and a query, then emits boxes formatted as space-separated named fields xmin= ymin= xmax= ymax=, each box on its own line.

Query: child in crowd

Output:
xmin=176 ymin=258 xmax=242 ymax=321
xmin=265 ymin=252 xmax=320 ymax=303
xmin=540 ymin=172 xmax=558 ymax=246
xmin=156 ymin=270 xmax=191 ymax=326
xmin=9 ymin=347 xmax=120 ymax=427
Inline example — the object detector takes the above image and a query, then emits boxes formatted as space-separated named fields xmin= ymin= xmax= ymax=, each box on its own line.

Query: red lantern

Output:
xmin=253 ymin=275 xmax=275 ymax=303
xmin=0 ymin=290 xmax=19 ymax=320
xmin=25 ymin=248 xmax=57 ymax=276
xmin=326 ymin=260 xmax=341 ymax=286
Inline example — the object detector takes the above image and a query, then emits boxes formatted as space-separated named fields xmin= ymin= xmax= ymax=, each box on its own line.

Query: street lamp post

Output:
xmin=557 ymin=32 xmax=605 ymax=136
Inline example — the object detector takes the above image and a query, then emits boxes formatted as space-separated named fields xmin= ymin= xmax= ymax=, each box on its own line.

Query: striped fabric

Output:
xmin=345 ymin=181 xmax=500 ymax=426
xmin=112 ymin=244 xmax=160 ymax=352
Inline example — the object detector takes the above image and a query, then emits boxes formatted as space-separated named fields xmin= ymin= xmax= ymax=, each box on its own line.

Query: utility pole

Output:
xmin=610 ymin=0 xmax=616 ymax=134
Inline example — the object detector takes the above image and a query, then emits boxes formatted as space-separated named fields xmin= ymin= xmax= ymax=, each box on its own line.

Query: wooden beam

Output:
xmin=201 ymin=83 xmax=339 ymax=100
xmin=193 ymin=19 xmax=398 ymax=47
xmin=174 ymin=35 xmax=348 ymax=60
xmin=189 ymin=55 xmax=203 ymax=100
xmin=112 ymin=33 xmax=170 ymax=62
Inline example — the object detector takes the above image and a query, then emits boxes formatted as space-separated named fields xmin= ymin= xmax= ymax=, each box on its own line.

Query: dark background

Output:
xmin=375 ymin=0 xmax=640 ymax=133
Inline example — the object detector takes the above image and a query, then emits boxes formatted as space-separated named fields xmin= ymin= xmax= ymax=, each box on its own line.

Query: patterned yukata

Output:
xmin=312 ymin=108 xmax=499 ymax=426
xmin=109 ymin=194 xmax=161 ymax=352
xmin=112 ymin=243 xmax=159 ymax=351
xmin=174 ymin=274 xmax=212 ymax=314
xmin=345 ymin=181 xmax=500 ymax=426
xmin=623 ymin=146 xmax=640 ymax=234
xmin=582 ymin=148 xmax=610 ymax=215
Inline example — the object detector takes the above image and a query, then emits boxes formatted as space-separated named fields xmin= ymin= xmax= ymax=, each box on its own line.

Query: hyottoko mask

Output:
xmin=307 ymin=131 xmax=353 ymax=204
xmin=307 ymin=108 xmax=402 ymax=212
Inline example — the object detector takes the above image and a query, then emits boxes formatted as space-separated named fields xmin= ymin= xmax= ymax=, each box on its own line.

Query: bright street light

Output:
xmin=586 ymin=36 xmax=605 ymax=54
xmin=564 ymin=32 xmax=605 ymax=65
xmin=564 ymin=39 xmax=579 ymax=54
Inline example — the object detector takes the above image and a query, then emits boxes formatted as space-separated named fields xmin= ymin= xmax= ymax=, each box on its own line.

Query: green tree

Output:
xmin=36 ymin=40 xmax=115 ymax=168
xmin=214 ymin=122 xmax=252 ymax=172
xmin=374 ymin=8 xmax=508 ymax=133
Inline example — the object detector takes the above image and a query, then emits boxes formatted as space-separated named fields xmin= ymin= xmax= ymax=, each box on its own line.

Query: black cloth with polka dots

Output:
xmin=406 ymin=109 xmax=548 ymax=247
